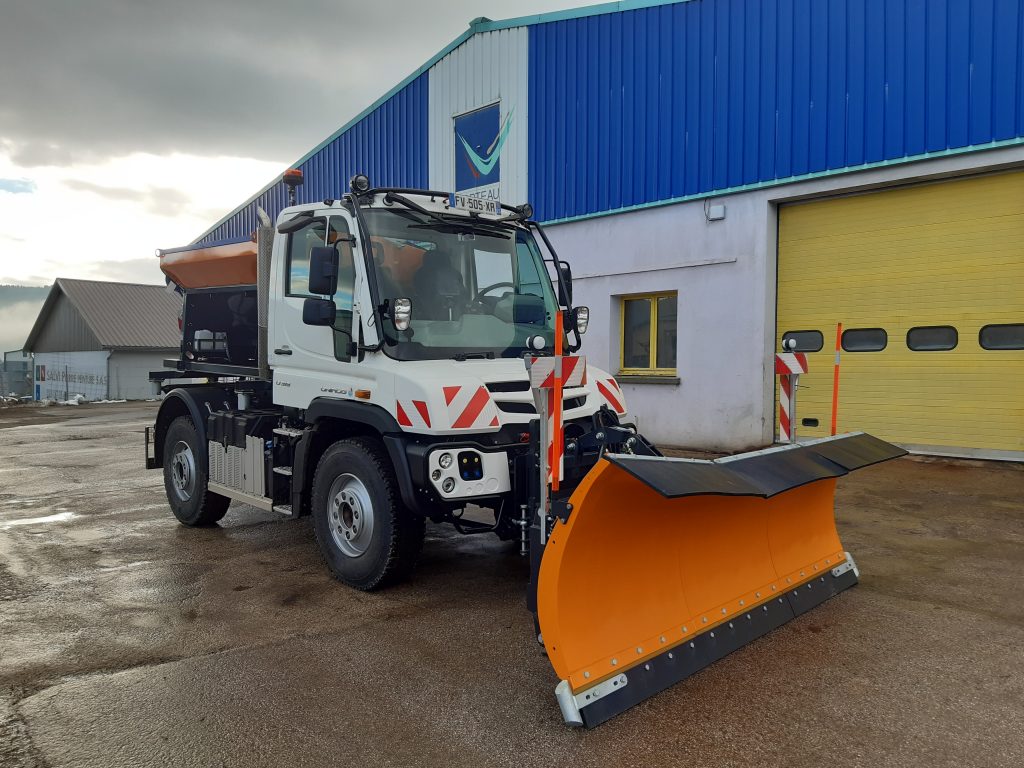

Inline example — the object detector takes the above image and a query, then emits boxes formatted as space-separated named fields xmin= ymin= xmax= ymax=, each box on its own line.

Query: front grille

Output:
xmin=493 ymin=394 xmax=588 ymax=415
xmin=485 ymin=380 xmax=530 ymax=393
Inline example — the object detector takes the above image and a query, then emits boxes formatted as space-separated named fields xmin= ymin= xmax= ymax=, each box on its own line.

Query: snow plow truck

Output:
xmin=146 ymin=170 xmax=905 ymax=726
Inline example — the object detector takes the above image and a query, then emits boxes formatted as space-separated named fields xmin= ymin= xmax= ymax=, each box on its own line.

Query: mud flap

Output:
xmin=537 ymin=432 xmax=905 ymax=727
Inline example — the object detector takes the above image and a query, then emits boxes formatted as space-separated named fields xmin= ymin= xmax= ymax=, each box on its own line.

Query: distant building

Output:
xmin=24 ymin=278 xmax=181 ymax=401
xmin=1 ymin=349 xmax=32 ymax=397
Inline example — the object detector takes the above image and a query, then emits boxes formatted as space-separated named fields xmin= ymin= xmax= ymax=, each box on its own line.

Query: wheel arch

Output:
xmin=153 ymin=386 xmax=233 ymax=467
xmin=294 ymin=397 xmax=423 ymax=516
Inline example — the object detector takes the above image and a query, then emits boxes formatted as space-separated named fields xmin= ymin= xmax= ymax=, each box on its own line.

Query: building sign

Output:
xmin=454 ymin=103 xmax=514 ymax=202
xmin=33 ymin=351 xmax=109 ymax=401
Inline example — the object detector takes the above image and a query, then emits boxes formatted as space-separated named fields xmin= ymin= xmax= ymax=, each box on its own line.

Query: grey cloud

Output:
xmin=64 ymin=179 xmax=195 ymax=216
xmin=0 ymin=178 xmax=36 ymax=194
xmin=83 ymin=258 xmax=165 ymax=284
xmin=1 ymin=0 xmax=589 ymax=168
xmin=0 ymin=1 xmax=478 ymax=167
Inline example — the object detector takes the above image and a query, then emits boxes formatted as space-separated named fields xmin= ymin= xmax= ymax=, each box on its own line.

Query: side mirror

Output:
xmin=302 ymin=297 xmax=336 ymax=326
xmin=557 ymin=260 xmax=573 ymax=306
xmin=308 ymin=245 xmax=339 ymax=296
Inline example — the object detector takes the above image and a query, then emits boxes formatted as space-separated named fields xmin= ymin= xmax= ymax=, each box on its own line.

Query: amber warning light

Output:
xmin=283 ymin=168 xmax=304 ymax=205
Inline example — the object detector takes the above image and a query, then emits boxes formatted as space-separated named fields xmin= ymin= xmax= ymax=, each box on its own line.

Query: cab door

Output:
xmin=269 ymin=213 xmax=361 ymax=408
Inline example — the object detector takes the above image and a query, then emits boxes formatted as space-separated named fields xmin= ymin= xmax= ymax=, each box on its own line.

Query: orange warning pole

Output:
xmin=552 ymin=312 xmax=564 ymax=492
xmin=831 ymin=322 xmax=842 ymax=435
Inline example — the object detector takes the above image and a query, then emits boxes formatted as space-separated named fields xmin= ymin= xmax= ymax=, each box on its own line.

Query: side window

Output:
xmin=842 ymin=328 xmax=887 ymax=352
xmin=907 ymin=325 xmax=957 ymax=351
xmin=620 ymin=293 xmax=678 ymax=374
xmin=781 ymin=330 xmax=824 ymax=352
xmin=515 ymin=239 xmax=545 ymax=298
xmin=329 ymin=217 xmax=356 ymax=360
xmin=979 ymin=324 xmax=1024 ymax=350
xmin=286 ymin=220 xmax=327 ymax=297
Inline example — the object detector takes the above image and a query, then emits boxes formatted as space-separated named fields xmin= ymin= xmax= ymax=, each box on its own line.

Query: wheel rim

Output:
xmin=327 ymin=473 xmax=375 ymax=558
xmin=170 ymin=440 xmax=196 ymax=502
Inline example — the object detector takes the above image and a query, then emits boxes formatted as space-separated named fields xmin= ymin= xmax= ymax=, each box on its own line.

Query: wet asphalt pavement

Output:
xmin=1 ymin=402 xmax=1023 ymax=767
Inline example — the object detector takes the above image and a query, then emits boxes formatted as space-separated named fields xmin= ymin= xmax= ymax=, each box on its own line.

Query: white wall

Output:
xmin=544 ymin=145 xmax=1024 ymax=451
xmin=108 ymin=352 xmax=169 ymax=400
xmin=33 ymin=351 xmax=109 ymax=401
xmin=428 ymin=27 xmax=529 ymax=205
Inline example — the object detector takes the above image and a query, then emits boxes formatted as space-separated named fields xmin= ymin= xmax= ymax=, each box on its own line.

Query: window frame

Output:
xmin=906 ymin=325 xmax=958 ymax=352
xmin=781 ymin=329 xmax=824 ymax=353
xmin=979 ymin=323 xmax=1024 ymax=351
xmin=619 ymin=291 xmax=678 ymax=377
xmin=841 ymin=327 xmax=888 ymax=353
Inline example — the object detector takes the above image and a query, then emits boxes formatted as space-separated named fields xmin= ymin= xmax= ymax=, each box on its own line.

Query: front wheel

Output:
xmin=312 ymin=437 xmax=425 ymax=590
xmin=162 ymin=416 xmax=230 ymax=526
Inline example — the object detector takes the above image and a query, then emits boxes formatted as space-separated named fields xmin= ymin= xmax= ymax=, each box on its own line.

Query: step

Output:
xmin=272 ymin=504 xmax=293 ymax=516
xmin=273 ymin=426 xmax=306 ymax=438
xmin=272 ymin=466 xmax=293 ymax=476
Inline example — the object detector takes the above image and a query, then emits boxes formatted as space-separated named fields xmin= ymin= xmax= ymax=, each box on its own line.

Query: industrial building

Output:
xmin=195 ymin=0 xmax=1024 ymax=459
xmin=24 ymin=279 xmax=181 ymax=401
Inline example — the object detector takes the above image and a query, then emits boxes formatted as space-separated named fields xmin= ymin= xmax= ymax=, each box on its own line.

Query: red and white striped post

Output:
xmin=775 ymin=352 xmax=808 ymax=443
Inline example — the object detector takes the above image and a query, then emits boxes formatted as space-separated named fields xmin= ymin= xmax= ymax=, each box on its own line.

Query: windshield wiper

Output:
xmin=451 ymin=351 xmax=496 ymax=361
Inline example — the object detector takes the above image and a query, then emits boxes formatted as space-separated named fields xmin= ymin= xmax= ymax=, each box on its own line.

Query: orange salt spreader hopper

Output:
xmin=525 ymin=354 xmax=905 ymax=727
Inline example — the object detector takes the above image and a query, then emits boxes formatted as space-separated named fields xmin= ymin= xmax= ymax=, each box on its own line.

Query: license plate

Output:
xmin=449 ymin=193 xmax=501 ymax=215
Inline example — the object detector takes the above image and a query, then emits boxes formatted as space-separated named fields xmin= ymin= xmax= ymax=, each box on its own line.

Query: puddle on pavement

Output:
xmin=2 ymin=511 xmax=76 ymax=527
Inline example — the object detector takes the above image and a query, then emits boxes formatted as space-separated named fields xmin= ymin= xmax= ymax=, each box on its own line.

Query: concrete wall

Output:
xmin=545 ymin=144 xmax=1024 ymax=451
xmin=108 ymin=352 xmax=169 ymax=400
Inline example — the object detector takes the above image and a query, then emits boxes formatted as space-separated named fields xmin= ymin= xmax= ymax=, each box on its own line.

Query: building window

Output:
xmin=781 ymin=330 xmax=824 ymax=352
xmin=907 ymin=325 xmax=958 ymax=351
xmin=979 ymin=324 xmax=1024 ymax=350
xmin=842 ymin=328 xmax=887 ymax=352
xmin=620 ymin=293 xmax=677 ymax=375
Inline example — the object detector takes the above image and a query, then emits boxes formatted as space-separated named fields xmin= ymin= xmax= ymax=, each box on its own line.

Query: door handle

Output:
xmin=273 ymin=348 xmax=292 ymax=355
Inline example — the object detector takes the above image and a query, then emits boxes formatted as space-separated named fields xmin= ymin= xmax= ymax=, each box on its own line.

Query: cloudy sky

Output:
xmin=0 ymin=0 xmax=593 ymax=288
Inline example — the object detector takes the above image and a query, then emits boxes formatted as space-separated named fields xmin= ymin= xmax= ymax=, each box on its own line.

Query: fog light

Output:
xmin=574 ymin=306 xmax=590 ymax=334
xmin=438 ymin=452 xmax=453 ymax=469
xmin=392 ymin=297 xmax=412 ymax=331
xmin=431 ymin=469 xmax=442 ymax=481
xmin=442 ymin=478 xmax=456 ymax=493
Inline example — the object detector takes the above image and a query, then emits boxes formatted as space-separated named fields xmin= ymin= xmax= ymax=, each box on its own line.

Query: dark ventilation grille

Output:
xmin=486 ymin=381 xmax=530 ymax=393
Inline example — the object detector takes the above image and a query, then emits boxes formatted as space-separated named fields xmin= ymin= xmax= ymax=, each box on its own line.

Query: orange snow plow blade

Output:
xmin=538 ymin=432 xmax=905 ymax=727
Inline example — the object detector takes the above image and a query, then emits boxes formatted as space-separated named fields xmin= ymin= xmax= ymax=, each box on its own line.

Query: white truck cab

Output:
xmin=148 ymin=173 xmax=639 ymax=590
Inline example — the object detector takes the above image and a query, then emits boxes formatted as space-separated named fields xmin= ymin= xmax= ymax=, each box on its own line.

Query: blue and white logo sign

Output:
xmin=454 ymin=103 xmax=513 ymax=201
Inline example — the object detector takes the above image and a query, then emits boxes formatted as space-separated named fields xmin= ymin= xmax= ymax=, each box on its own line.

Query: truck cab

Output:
xmin=149 ymin=174 xmax=636 ymax=590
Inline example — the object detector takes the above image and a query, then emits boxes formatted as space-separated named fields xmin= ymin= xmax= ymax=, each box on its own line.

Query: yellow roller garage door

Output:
xmin=776 ymin=170 xmax=1024 ymax=459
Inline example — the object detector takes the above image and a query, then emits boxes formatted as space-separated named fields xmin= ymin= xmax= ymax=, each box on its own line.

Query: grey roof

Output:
xmin=24 ymin=278 xmax=182 ymax=351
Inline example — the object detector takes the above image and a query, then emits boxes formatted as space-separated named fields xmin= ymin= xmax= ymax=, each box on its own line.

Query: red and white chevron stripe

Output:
xmin=775 ymin=353 xmax=807 ymax=443
xmin=778 ymin=375 xmax=795 ymax=442
xmin=775 ymin=352 xmax=808 ymax=375
xmin=529 ymin=355 xmax=587 ymax=389
xmin=396 ymin=399 xmax=431 ymax=429
xmin=596 ymin=377 xmax=626 ymax=415
xmin=443 ymin=385 xmax=499 ymax=430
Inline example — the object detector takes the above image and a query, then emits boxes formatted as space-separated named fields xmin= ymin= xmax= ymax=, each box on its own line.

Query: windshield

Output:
xmin=363 ymin=208 xmax=559 ymax=360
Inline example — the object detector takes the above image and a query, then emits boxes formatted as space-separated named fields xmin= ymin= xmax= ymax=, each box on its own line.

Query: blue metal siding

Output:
xmin=528 ymin=0 xmax=1024 ymax=222
xmin=199 ymin=73 xmax=429 ymax=244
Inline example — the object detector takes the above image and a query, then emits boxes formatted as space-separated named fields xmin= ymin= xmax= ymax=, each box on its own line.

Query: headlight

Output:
xmin=442 ymin=478 xmax=456 ymax=493
xmin=438 ymin=452 xmax=453 ymax=469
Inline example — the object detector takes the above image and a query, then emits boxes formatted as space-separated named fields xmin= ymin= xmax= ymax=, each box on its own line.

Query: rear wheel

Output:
xmin=162 ymin=416 xmax=230 ymax=526
xmin=312 ymin=437 xmax=425 ymax=590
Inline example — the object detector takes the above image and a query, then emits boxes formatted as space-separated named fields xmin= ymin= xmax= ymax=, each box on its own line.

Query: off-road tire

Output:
xmin=162 ymin=416 xmax=231 ymax=526
xmin=312 ymin=436 xmax=425 ymax=590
